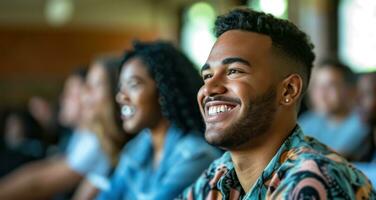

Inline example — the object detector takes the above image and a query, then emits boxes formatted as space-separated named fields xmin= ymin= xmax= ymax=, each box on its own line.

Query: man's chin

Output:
xmin=204 ymin=128 xmax=233 ymax=150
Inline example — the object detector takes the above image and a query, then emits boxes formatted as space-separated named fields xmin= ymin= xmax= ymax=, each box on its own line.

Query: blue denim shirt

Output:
xmin=96 ymin=124 xmax=222 ymax=200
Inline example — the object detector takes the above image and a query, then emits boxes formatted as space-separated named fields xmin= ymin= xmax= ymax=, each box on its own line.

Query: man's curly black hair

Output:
xmin=214 ymin=8 xmax=315 ymax=93
xmin=119 ymin=41 xmax=204 ymax=133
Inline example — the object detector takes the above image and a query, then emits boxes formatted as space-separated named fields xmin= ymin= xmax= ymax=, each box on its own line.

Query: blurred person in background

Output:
xmin=299 ymin=59 xmax=371 ymax=161
xmin=28 ymin=96 xmax=58 ymax=146
xmin=96 ymin=41 xmax=222 ymax=200
xmin=354 ymin=72 xmax=376 ymax=186
xmin=3 ymin=110 xmax=46 ymax=158
xmin=72 ymin=56 xmax=130 ymax=200
xmin=0 ymin=109 xmax=46 ymax=177
xmin=0 ymin=68 xmax=88 ymax=200
xmin=57 ymin=67 xmax=88 ymax=153
xmin=0 ymin=57 xmax=130 ymax=200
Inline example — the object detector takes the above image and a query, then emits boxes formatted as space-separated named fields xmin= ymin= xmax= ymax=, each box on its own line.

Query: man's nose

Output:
xmin=202 ymin=75 xmax=227 ymax=97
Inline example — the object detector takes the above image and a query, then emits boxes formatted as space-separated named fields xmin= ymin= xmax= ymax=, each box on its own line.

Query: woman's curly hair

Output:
xmin=119 ymin=41 xmax=204 ymax=133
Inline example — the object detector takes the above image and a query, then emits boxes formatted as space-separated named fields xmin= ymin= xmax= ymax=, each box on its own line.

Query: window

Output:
xmin=248 ymin=0 xmax=288 ymax=19
xmin=339 ymin=0 xmax=376 ymax=72
xmin=180 ymin=2 xmax=216 ymax=68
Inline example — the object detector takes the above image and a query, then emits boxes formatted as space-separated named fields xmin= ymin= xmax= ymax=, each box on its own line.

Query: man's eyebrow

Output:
xmin=200 ymin=57 xmax=250 ymax=74
xmin=222 ymin=57 xmax=251 ymax=66
xmin=200 ymin=63 xmax=210 ymax=74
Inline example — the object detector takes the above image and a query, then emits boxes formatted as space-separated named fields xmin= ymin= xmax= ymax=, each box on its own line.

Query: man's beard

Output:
xmin=205 ymin=85 xmax=277 ymax=150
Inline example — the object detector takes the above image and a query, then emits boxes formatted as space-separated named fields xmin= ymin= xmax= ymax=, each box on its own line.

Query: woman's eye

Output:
xmin=128 ymin=81 xmax=140 ymax=89
xmin=202 ymin=74 xmax=213 ymax=80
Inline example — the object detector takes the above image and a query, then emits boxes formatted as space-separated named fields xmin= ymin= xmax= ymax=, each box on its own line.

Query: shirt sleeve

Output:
xmin=66 ymin=133 xmax=110 ymax=177
xmin=269 ymin=159 xmax=375 ymax=200
xmin=87 ymin=173 xmax=110 ymax=191
xmin=95 ymin=153 xmax=127 ymax=200
xmin=354 ymin=162 xmax=376 ymax=187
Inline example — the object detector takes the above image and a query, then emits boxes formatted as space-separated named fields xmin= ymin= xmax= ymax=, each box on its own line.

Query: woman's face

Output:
xmin=59 ymin=75 xmax=84 ymax=127
xmin=82 ymin=64 xmax=111 ymax=122
xmin=116 ymin=57 xmax=163 ymax=134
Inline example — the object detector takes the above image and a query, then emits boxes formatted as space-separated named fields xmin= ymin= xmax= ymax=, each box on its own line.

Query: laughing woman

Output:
xmin=96 ymin=41 xmax=221 ymax=200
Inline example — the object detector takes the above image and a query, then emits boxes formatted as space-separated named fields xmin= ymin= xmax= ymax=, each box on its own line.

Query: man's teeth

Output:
xmin=208 ymin=105 xmax=233 ymax=116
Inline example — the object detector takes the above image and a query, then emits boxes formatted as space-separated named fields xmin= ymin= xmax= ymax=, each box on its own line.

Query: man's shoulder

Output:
xmin=273 ymin=135 xmax=375 ymax=199
xmin=283 ymin=134 xmax=353 ymax=171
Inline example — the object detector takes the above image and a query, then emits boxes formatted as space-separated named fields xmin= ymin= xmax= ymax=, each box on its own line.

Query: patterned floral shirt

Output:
xmin=179 ymin=126 xmax=376 ymax=200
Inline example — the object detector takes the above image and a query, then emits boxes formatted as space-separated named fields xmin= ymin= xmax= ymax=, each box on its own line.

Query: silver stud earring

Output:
xmin=285 ymin=99 xmax=290 ymax=103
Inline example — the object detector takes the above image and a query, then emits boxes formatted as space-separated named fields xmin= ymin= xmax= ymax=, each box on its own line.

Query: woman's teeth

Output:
xmin=208 ymin=105 xmax=233 ymax=116
xmin=121 ymin=105 xmax=135 ymax=117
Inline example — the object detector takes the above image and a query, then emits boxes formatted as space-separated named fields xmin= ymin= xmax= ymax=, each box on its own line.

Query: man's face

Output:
xmin=197 ymin=30 xmax=278 ymax=150
xmin=309 ymin=67 xmax=348 ymax=115
xmin=357 ymin=75 xmax=376 ymax=125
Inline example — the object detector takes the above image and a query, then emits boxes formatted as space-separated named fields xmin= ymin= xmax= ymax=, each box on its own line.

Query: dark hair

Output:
xmin=318 ymin=58 xmax=355 ymax=85
xmin=214 ymin=8 xmax=315 ymax=93
xmin=120 ymin=41 xmax=204 ymax=133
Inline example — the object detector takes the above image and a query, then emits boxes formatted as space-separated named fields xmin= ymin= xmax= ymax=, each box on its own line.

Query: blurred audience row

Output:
xmin=1 ymin=40 xmax=376 ymax=199
xmin=0 ymin=41 xmax=221 ymax=200
xmin=299 ymin=59 xmax=376 ymax=185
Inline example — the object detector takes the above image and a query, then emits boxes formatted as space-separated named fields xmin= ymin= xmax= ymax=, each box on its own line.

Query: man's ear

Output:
xmin=279 ymin=73 xmax=303 ymax=106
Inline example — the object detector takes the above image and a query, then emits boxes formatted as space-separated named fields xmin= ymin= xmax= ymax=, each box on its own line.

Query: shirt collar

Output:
xmin=244 ymin=125 xmax=304 ymax=197
xmin=217 ymin=125 xmax=304 ymax=197
xmin=127 ymin=123 xmax=185 ymax=167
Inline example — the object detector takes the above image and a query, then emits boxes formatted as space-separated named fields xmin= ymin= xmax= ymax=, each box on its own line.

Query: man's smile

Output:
xmin=203 ymin=96 xmax=241 ymax=123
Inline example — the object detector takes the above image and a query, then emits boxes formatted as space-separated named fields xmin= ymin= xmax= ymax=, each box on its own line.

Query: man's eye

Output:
xmin=227 ymin=69 xmax=241 ymax=75
xmin=203 ymin=74 xmax=213 ymax=80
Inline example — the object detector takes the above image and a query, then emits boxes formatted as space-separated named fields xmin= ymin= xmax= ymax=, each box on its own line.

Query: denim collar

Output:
xmin=127 ymin=123 xmax=185 ymax=168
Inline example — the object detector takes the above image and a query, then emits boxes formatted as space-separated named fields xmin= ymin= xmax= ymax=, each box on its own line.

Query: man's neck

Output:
xmin=230 ymin=124 xmax=296 ymax=192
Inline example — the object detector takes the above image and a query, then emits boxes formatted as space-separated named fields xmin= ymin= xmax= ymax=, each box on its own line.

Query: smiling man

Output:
xmin=179 ymin=8 xmax=375 ymax=200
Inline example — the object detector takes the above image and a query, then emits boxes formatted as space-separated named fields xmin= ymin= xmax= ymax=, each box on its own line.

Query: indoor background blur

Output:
xmin=0 ymin=0 xmax=375 ymax=108
xmin=0 ymin=0 xmax=375 ymax=109
xmin=1 ymin=0 xmax=376 ymax=184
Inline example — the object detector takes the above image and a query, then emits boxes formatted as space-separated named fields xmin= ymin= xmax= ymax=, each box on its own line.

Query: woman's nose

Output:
xmin=116 ymin=91 xmax=129 ymax=104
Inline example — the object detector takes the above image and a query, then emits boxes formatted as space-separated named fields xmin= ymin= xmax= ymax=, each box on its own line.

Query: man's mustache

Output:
xmin=202 ymin=96 xmax=241 ymax=108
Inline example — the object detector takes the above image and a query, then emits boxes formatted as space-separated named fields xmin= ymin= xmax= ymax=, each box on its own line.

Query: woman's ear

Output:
xmin=280 ymin=73 xmax=303 ymax=106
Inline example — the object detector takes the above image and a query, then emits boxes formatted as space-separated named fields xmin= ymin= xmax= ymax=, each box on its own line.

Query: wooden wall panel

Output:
xmin=0 ymin=27 xmax=158 ymax=107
